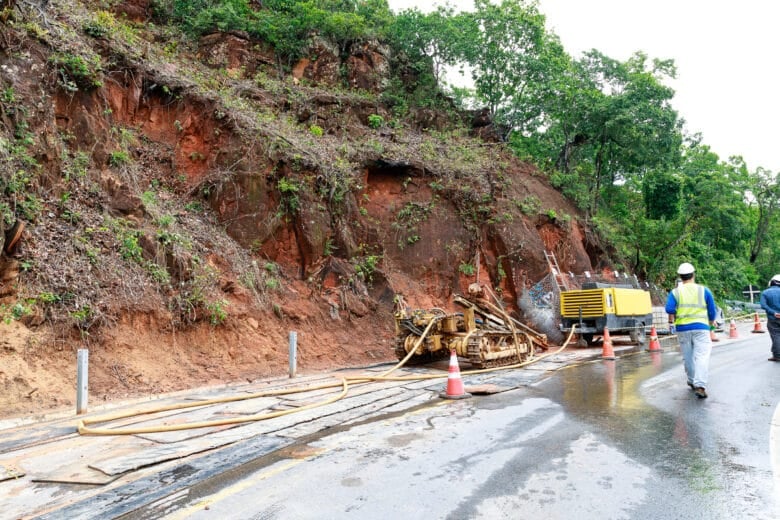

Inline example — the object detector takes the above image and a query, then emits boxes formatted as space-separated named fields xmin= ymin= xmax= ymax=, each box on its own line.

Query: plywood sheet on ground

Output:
xmin=35 ymin=434 xmax=292 ymax=520
xmin=32 ymin=465 xmax=119 ymax=485
xmin=0 ymin=425 xmax=77 ymax=454
xmin=92 ymin=395 xmax=351 ymax=476
xmin=377 ymin=392 xmax=438 ymax=415
xmin=276 ymin=378 xmax=410 ymax=406
xmin=0 ymin=434 xmax=152 ymax=492
xmin=522 ymin=360 xmax=567 ymax=371
xmin=234 ymin=374 xmax=345 ymax=396
xmin=478 ymin=371 xmax=543 ymax=388
xmin=396 ymin=378 xmax=447 ymax=391
xmin=134 ymin=397 xmax=279 ymax=443
xmin=125 ymin=385 xmax=421 ymax=448
xmin=275 ymin=386 xmax=411 ymax=437
xmin=89 ymin=435 xmax=225 ymax=476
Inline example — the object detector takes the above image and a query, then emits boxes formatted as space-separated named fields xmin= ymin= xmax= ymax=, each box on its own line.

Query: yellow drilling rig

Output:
xmin=393 ymin=284 xmax=551 ymax=368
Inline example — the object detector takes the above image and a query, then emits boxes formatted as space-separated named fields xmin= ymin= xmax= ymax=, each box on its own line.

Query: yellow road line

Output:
xmin=162 ymin=458 xmax=307 ymax=519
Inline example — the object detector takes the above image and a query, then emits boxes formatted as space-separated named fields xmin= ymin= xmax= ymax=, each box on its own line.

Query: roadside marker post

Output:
xmin=76 ymin=349 xmax=88 ymax=415
xmin=289 ymin=331 xmax=297 ymax=378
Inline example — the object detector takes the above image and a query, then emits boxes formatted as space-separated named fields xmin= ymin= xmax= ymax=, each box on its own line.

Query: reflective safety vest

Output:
xmin=672 ymin=283 xmax=708 ymax=326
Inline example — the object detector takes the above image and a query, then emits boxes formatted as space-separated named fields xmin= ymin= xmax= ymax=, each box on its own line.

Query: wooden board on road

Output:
xmin=32 ymin=465 xmax=119 ymax=485
xmin=0 ymin=425 xmax=77 ymax=454
xmin=134 ymin=397 xmax=280 ymax=444
xmin=35 ymin=434 xmax=293 ymax=520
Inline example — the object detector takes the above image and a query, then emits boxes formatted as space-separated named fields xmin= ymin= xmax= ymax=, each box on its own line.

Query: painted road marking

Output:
xmin=162 ymin=458 xmax=308 ymax=519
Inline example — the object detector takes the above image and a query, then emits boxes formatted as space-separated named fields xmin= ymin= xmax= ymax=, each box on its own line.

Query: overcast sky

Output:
xmin=388 ymin=0 xmax=780 ymax=172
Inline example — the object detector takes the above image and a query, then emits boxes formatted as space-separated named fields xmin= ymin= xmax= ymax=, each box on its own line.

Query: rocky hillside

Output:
xmin=0 ymin=0 xmax=608 ymax=417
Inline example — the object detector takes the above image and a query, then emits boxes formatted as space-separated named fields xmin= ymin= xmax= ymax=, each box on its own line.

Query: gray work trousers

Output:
xmin=767 ymin=318 xmax=780 ymax=358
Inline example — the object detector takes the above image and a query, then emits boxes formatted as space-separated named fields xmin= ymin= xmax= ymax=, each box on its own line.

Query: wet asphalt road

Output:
xmin=133 ymin=337 xmax=780 ymax=520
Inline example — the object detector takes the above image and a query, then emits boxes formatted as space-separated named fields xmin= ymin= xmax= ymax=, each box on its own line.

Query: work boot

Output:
xmin=694 ymin=387 xmax=708 ymax=399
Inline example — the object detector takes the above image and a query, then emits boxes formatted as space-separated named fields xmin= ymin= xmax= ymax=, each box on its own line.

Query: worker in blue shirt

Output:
xmin=665 ymin=262 xmax=718 ymax=399
xmin=759 ymin=274 xmax=780 ymax=362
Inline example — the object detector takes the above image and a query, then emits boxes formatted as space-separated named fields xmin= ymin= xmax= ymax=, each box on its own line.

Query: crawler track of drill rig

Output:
xmin=394 ymin=294 xmax=550 ymax=369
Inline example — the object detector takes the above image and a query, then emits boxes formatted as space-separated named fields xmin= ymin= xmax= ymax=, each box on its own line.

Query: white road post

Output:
xmin=76 ymin=349 xmax=89 ymax=415
xmin=289 ymin=331 xmax=297 ymax=378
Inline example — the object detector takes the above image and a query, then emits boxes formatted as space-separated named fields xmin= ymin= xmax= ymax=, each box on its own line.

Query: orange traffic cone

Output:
xmin=710 ymin=329 xmax=720 ymax=342
xmin=602 ymin=327 xmax=616 ymax=360
xmin=646 ymin=326 xmax=662 ymax=352
xmin=729 ymin=319 xmax=738 ymax=339
xmin=751 ymin=312 xmax=765 ymax=333
xmin=440 ymin=349 xmax=471 ymax=399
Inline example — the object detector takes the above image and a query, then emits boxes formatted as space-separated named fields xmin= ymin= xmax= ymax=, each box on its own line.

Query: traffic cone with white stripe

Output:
xmin=646 ymin=326 xmax=662 ymax=352
xmin=440 ymin=349 xmax=471 ymax=399
xmin=752 ymin=312 xmax=765 ymax=333
xmin=729 ymin=319 xmax=739 ymax=339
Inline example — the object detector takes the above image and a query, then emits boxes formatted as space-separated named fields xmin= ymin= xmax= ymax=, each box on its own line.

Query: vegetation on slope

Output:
xmin=151 ymin=0 xmax=780 ymax=294
xmin=0 ymin=0 xmax=554 ymax=341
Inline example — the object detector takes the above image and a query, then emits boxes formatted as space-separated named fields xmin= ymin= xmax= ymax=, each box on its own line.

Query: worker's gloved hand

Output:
xmin=669 ymin=324 xmax=676 ymax=334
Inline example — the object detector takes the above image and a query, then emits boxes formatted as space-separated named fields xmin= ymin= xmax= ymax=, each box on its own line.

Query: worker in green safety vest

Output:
xmin=665 ymin=262 xmax=718 ymax=399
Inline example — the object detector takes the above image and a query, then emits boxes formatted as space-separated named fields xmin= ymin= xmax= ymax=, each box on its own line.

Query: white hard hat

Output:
xmin=769 ymin=274 xmax=780 ymax=286
xmin=677 ymin=262 xmax=695 ymax=275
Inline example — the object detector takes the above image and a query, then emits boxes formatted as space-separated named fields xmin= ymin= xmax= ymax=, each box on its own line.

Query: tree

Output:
xmin=389 ymin=6 xmax=462 ymax=85
xmin=746 ymin=166 xmax=780 ymax=264
xmin=679 ymin=146 xmax=751 ymax=254
xmin=455 ymin=0 xmax=554 ymax=134
xmin=643 ymin=169 xmax=681 ymax=220
xmin=525 ymin=50 xmax=681 ymax=217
